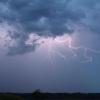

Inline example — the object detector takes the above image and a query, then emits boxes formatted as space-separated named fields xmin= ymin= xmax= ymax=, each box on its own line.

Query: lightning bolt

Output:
xmin=30 ymin=34 xmax=100 ymax=63
xmin=54 ymin=36 xmax=100 ymax=63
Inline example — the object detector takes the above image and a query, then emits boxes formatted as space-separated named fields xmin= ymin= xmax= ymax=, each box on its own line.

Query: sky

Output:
xmin=0 ymin=0 xmax=100 ymax=93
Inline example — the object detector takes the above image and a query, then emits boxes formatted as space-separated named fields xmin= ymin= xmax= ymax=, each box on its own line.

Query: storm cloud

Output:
xmin=0 ymin=0 xmax=100 ymax=55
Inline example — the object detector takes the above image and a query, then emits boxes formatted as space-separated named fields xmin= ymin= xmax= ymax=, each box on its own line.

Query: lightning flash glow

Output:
xmin=1 ymin=31 xmax=100 ymax=63
xmin=30 ymin=34 xmax=100 ymax=63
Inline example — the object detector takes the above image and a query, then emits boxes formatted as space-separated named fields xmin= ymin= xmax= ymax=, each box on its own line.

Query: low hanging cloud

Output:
xmin=0 ymin=0 xmax=100 ymax=55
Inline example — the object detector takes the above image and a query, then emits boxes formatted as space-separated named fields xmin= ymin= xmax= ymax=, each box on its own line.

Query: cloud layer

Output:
xmin=0 ymin=0 xmax=100 ymax=55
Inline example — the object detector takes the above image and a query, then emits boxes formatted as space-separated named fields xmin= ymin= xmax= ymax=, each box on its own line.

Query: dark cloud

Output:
xmin=1 ymin=0 xmax=100 ymax=55
xmin=8 ymin=43 xmax=36 ymax=55
xmin=69 ymin=0 xmax=100 ymax=34
xmin=0 ymin=0 xmax=85 ymax=35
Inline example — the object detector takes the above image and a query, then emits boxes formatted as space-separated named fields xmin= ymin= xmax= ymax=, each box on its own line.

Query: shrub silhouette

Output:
xmin=32 ymin=89 xmax=41 ymax=94
xmin=0 ymin=93 xmax=23 ymax=100
xmin=32 ymin=89 xmax=43 ymax=99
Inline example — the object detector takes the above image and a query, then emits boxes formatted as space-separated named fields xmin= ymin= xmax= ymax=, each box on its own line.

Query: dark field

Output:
xmin=0 ymin=92 xmax=100 ymax=100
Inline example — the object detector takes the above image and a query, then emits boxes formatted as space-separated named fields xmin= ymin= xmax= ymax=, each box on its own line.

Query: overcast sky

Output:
xmin=0 ymin=0 xmax=100 ymax=93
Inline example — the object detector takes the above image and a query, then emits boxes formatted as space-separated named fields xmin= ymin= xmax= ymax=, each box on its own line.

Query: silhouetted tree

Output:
xmin=32 ymin=89 xmax=42 ymax=99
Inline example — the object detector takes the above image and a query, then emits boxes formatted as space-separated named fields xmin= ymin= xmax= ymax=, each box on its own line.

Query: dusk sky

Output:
xmin=0 ymin=0 xmax=100 ymax=93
